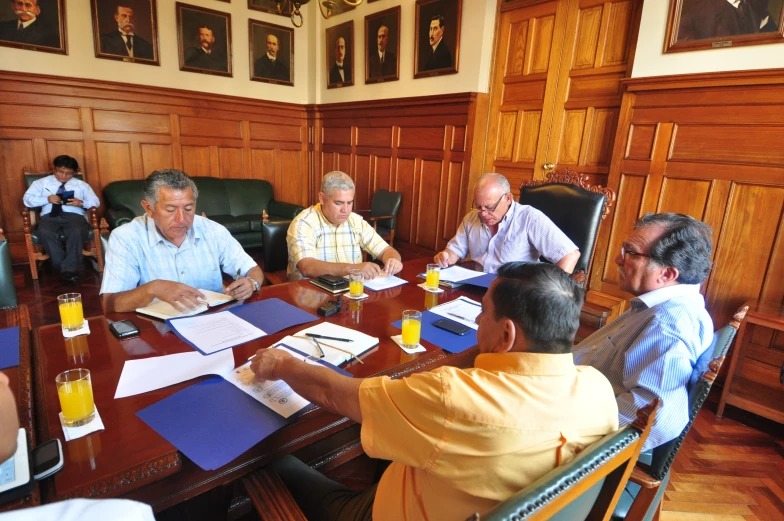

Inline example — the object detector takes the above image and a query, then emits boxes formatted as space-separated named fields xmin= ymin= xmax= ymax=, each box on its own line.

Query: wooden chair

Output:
xmin=241 ymin=401 xmax=658 ymax=521
xmin=0 ymin=229 xmax=17 ymax=309
xmin=614 ymin=305 xmax=749 ymax=521
xmin=520 ymin=169 xmax=615 ymax=281
xmin=20 ymin=168 xmax=104 ymax=280
xmin=356 ymin=189 xmax=403 ymax=247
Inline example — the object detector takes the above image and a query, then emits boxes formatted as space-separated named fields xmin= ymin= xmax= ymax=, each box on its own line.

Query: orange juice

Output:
xmin=57 ymin=379 xmax=95 ymax=426
xmin=349 ymin=280 xmax=364 ymax=297
xmin=401 ymin=319 xmax=421 ymax=347
xmin=426 ymin=270 xmax=440 ymax=288
xmin=59 ymin=300 xmax=84 ymax=331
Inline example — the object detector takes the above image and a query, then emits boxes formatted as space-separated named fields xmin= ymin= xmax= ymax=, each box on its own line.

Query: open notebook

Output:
xmin=136 ymin=290 xmax=234 ymax=320
xmin=277 ymin=323 xmax=379 ymax=367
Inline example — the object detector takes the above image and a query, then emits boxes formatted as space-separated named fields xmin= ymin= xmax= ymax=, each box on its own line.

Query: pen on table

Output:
xmin=448 ymin=312 xmax=475 ymax=323
xmin=294 ymin=336 xmax=365 ymax=364
xmin=304 ymin=333 xmax=354 ymax=343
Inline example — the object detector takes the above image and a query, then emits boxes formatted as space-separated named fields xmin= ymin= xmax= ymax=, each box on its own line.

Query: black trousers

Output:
xmin=37 ymin=213 xmax=89 ymax=273
xmin=270 ymin=455 xmax=377 ymax=521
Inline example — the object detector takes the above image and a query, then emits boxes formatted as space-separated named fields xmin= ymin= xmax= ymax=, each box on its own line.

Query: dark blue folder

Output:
xmin=459 ymin=273 xmax=496 ymax=289
xmin=0 ymin=327 xmax=20 ymax=370
xmin=392 ymin=311 xmax=477 ymax=354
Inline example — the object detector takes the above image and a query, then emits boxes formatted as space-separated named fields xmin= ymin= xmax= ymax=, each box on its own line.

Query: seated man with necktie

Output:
xmin=100 ymin=169 xmax=263 ymax=314
xmin=286 ymin=171 xmax=402 ymax=280
xmin=22 ymin=155 xmax=100 ymax=282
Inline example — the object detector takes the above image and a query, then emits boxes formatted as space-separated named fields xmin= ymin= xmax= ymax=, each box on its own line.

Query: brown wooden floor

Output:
xmin=10 ymin=252 xmax=784 ymax=520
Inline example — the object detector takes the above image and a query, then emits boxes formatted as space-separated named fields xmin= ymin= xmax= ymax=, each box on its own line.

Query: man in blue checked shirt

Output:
xmin=573 ymin=213 xmax=714 ymax=451
xmin=100 ymin=170 xmax=264 ymax=314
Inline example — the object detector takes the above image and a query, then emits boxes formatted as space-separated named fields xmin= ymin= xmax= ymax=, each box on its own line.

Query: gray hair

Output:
xmin=475 ymin=172 xmax=511 ymax=193
xmin=143 ymin=169 xmax=199 ymax=205
xmin=321 ymin=171 xmax=355 ymax=195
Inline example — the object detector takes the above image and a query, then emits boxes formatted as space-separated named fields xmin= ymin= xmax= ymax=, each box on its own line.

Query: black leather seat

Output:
xmin=356 ymin=189 xmax=403 ymax=247
xmin=519 ymin=169 xmax=614 ymax=276
xmin=0 ymin=232 xmax=17 ymax=309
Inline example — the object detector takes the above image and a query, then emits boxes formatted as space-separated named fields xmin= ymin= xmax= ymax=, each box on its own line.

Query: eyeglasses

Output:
xmin=472 ymin=193 xmax=509 ymax=214
xmin=620 ymin=243 xmax=654 ymax=261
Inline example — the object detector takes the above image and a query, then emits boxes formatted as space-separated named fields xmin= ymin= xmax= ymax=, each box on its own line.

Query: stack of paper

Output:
xmin=364 ymin=274 xmax=408 ymax=291
xmin=439 ymin=265 xmax=485 ymax=283
xmin=136 ymin=290 xmax=234 ymax=320
xmin=428 ymin=296 xmax=482 ymax=330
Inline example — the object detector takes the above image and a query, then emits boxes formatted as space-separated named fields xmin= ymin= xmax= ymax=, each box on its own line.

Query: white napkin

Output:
xmin=417 ymin=283 xmax=444 ymax=294
xmin=345 ymin=293 xmax=369 ymax=300
xmin=62 ymin=321 xmax=91 ymax=338
xmin=59 ymin=408 xmax=105 ymax=441
xmin=391 ymin=334 xmax=426 ymax=354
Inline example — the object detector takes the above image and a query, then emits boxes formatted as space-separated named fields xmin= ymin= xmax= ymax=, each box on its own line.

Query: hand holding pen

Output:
xmin=225 ymin=269 xmax=253 ymax=300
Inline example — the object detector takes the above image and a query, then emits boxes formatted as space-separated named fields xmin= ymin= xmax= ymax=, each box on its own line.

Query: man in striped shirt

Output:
xmin=286 ymin=171 xmax=403 ymax=280
xmin=573 ymin=213 xmax=714 ymax=450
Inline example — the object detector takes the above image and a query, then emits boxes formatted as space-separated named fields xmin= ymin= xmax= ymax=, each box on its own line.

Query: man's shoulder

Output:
xmin=110 ymin=216 xmax=148 ymax=242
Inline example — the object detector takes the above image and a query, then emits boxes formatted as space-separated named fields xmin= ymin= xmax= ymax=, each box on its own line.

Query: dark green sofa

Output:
xmin=103 ymin=177 xmax=304 ymax=249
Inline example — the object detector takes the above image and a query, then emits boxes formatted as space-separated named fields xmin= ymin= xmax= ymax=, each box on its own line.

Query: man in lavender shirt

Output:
xmin=434 ymin=173 xmax=580 ymax=274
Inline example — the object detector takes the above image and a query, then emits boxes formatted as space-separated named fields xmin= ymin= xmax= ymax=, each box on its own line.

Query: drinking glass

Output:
xmin=401 ymin=310 xmax=422 ymax=349
xmin=349 ymin=269 xmax=364 ymax=298
xmin=58 ymin=293 xmax=85 ymax=332
xmin=425 ymin=264 xmax=441 ymax=289
xmin=56 ymin=368 xmax=95 ymax=427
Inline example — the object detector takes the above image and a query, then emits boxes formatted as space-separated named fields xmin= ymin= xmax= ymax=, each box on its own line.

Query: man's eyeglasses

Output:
xmin=472 ymin=193 xmax=509 ymax=214
xmin=620 ymin=243 xmax=654 ymax=261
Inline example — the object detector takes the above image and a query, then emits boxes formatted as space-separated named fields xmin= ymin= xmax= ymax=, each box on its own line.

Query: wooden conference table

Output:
xmin=32 ymin=259 xmax=484 ymax=511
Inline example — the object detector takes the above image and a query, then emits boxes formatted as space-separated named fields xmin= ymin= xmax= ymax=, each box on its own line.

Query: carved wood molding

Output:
xmin=730 ymin=305 xmax=749 ymax=330
xmin=522 ymin=168 xmax=617 ymax=220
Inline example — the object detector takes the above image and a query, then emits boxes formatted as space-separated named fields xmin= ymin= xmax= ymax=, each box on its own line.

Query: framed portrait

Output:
xmin=414 ymin=0 xmax=462 ymax=79
xmin=665 ymin=0 xmax=784 ymax=53
xmin=248 ymin=0 xmax=290 ymax=17
xmin=250 ymin=19 xmax=293 ymax=86
xmin=176 ymin=2 xmax=232 ymax=77
xmin=326 ymin=20 xmax=354 ymax=89
xmin=365 ymin=6 xmax=400 ymax=84
xmin=0 ymin=0 xmax=66 ymax=54
xmin=91 ymin=0 xmax=159 ymax=65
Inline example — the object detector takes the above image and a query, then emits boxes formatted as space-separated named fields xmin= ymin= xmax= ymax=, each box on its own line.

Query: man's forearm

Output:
xmin=555 ymin=249 xmax=580 ymax=274
xmin=102 ymin=284 xmax=155 ymax=314
xmin=277 ymin=356 xmax=363 ymax=423
xmin=247 ymin=266 xmax=264 ymax=285
xmin=379 ymin=247 xmax=401 ymax=264
xmin=297 ymin=258 xmax=352 ymax=278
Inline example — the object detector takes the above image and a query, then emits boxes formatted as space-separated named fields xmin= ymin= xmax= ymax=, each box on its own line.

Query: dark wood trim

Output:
xmin=622 ymin=68 xmax=784 ymax=90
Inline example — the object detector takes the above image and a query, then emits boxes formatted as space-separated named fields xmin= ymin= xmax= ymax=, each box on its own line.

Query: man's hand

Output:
xmin=47 ymin=194 xmax=62 ymax=204
xmin=250 ymin=348 xmax=293 ymax=382
xmin=356 ymin=262 xmax=383 ymax=279
xmin=434 ymin=250 xmax=452 ymax=268
xmin=225 ymin=277 xmax=254 ymax=301
xmin=151 ymin=281 xmax=205 ymax=312
xmin=66 ymin=198 xmax=83 ymax=207
xmin=383 ymin=258 xmax=403 ymax=276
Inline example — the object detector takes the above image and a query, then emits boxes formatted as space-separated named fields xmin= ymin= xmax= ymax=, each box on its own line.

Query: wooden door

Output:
xmin=483 ymin=0 xmax=571 ymax=197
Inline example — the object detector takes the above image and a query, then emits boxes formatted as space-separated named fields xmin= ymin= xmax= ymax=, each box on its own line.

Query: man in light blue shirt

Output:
xmin=573 ymin=213 xmax=714 ymax=451
xmin=100 ymin=170 xmax=264 ymax=314
xmin=433 ymin=173 xmax=580 ymax=274
xmin=22 ymin=155 xmax=100 ymax=282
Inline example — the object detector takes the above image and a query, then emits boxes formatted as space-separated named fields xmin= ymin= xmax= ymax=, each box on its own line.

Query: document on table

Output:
xmin=439 ymin=265 xmax=485 ymax=283
xmin=364 ymin=273 xmax=408 ymax=291
xmin=429 ymin=296 xmax=482 ymax=330
xmin=136 ymin=289 xmax=234 ymax=320
xmin=168 ymin=311 xmax=267 ymax=355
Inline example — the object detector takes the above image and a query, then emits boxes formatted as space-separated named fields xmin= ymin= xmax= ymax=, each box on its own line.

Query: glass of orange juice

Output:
xmin=349 ymin=269 xmax=364 ymax=298
xmin=58 ymin=293 xmax=85 ymax=332
xmin=55 ymin=368 xmax=95 ymax=427
xmin=401 ymin=310 xmax=422 ymax=349
xmin=426 ymin=264 xmax=441 ymax=289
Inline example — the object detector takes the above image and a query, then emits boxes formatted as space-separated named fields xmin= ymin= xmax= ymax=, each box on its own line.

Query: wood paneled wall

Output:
xmin=0 ymin=72 xmax=309 ymax=263
xmin=589 ymin=70 xmax=784 ymax=354
xmin=310 ymin=93 xmax=489 ymax=254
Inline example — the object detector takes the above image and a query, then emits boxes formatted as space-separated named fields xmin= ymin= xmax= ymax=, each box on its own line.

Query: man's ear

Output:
xmin=141 ymin=199 xmax=154 ymax=217
xmin=318 ymin=192 xmax=326 ymax=206
xmin=658 ymin=265 xmax=679 ymax=285
xmin=489 ymin=318 xmax=516 ymax=354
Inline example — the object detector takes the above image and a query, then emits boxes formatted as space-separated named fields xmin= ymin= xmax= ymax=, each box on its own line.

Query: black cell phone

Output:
xmin=432 ymin=318 xmax=472 ymax=336
xmin=317 ymin=275 xmax=347 ymax=287
xmin=32 ymin=439 xmax=63 ymax=481
xmin=109 ymin=319 xmax=140 ymax=339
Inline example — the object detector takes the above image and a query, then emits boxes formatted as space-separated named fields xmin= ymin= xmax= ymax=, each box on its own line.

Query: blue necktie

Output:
xmin=50 ymin=182 xmax=66 ymax=217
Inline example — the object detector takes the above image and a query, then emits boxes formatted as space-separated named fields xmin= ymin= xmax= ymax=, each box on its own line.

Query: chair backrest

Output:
xmin=370 ymin=189 xmax=403 ymax=231
xmin=519 ymin=169 xmax=614 ymax=275
xmin=467 ymin=400 xmax=659 ymax=521
xmin=647 ymin=305 xmax=748 ymax=480
xmin=0 ymin=230 xmax=17 ymax=309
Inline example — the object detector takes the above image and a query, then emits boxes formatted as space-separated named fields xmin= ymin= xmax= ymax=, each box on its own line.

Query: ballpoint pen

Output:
xmin=448 ymin=312 xmax=475 ymax=323
xmin=310 ymin=336 xmax=326 ymax=358
xmin=304 ymin=333 xmax=354 ymax=343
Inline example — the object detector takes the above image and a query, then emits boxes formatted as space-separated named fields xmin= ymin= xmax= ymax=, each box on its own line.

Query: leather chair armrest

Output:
xmin=105 ymin=207 xmax=136 ymax=229
xmin=268 ymin=200 xmax=305 ymax=220
xmin=365 ymin=215 xmax=397 ymax=222
xmin=629 ymin=464 xmax=661 ymax=489
xmin=242 ymin=469 xmax=307 ymax=521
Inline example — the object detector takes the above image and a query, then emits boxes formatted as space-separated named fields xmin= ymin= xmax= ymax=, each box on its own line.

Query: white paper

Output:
xmin=364 ymin=274 xmax=408 ymax=291
xmin=135 ymin=289 xmax=234 ymax=320
xmin=168 ymin=311 xmax=267 ymax=355
xmin=429 ymin=296 xmax=482 ymax=330
xmin=391 ymin=335 xmax=427 ymax=354
xmin=62 ymin=321 xmax=91 ymax=339
xmin=60 ymin=408 xmax=105 ymax=441
xmin=226 ymin=359 xmax=310 ymax=418
xmin=114 ymin=349 xmax=236 ymax=398
xmin=280 ymin=323 xmax=379 ymax=366
xmin=418 ymin=282 xmax=445 ymax=294
xmin=438 ymin=265 xmax=485 ymax=283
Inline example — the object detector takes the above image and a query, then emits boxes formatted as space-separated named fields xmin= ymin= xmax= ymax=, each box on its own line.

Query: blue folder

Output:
xmin=459 ymin=273 xmax=497 ymax=289
xmin=0 ymin=327 xmax=20 ymax=370
xmin=136 ymin=344 xmax=348 ymax=471
xmin=392 ymin=311 xmax=477 ymax=354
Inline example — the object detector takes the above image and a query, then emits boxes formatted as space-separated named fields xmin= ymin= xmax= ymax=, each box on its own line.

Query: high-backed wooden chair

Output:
xmin=614 ymin=305 xmax=748 ymax=521
xmin=520 ymin=169 xmax=615 ymax=280
xmin=0 ymin=229 xmax=17 ymax=309
xmin=241 ymin=401 xmax=658 ymax=521
xmin=20 ymin=167 xmax=104 ymax=279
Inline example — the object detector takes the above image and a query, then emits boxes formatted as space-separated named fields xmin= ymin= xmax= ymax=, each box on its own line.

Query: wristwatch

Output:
xmin=247 ymin=276 xmax=261 ymax=293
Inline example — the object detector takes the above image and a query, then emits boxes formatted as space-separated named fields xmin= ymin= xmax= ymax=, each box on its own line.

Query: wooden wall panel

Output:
xmin=394 ymin=158 xmax=416 ymax=244
xmin=0 ymin=71 xmax=309 ymax=262
xmin=416 ymin=160 xmax=443 ymax=250
xmin=657 ymin=178 xmax=710 ymax=216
